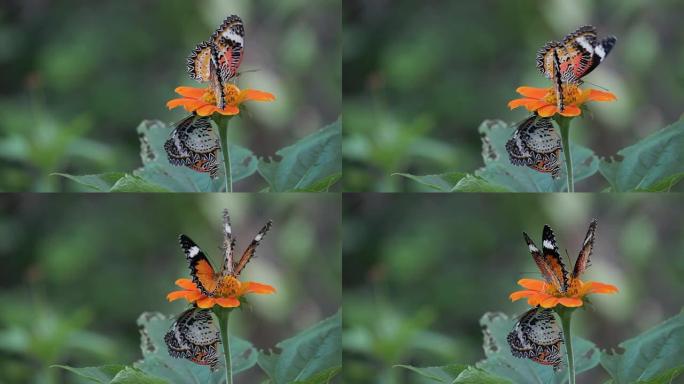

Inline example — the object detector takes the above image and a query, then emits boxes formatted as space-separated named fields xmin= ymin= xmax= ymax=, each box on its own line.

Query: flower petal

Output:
xmin=167 ymin=290 xmax=192 ymax=302
xmin=517 ymin=278 xmax=546 ymax=291
xmin=242 ymin=281 xmax=276 ymax=295
xmin=175 ymin=86 xmax=206 ymax=98
xmin=214 ymin=297 xmax=241 ymax=307
xmin=166 ymin=98 xmax=194 ymax=109
xmin=196 ymin=104 xmax=218 ymax=116
xmin=175 ymin=278 xmax=199 ymax=290
xmin=508 ymin=98 xmax=538 ymax=110
xmin=560 ymin=105 xmax=582 ymax=117
xmin=584 ymin=281 xmax=619 ymax=294
xmin=586 ymin=89 xmax=617 ymax=102
xmin=216 ymin=106 xmax=240 ymax=116
xmin=558 ymin=297 xmax=584 ymax=307
xmin=196 ymin=297 xmax=216 ymax=309
xmin=516 ymin=86 xmax=550 ymax=99
xmin=509 ymin=290 xmax=537 ymax=301
xmin=540 ymin=296 xmax=560 ymax=308
xmin=537 ymin=105 xmax=558 ymax=117
xmin=239 ymin=89 xmax=276 ymax=103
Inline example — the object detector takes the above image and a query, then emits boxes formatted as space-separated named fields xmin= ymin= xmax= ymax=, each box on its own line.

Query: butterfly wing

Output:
xmin=220 ymin=209 xmax=237 ymax=275
xmin=572 ymin=219 xmax=597 ymax=279
xmin=233 ymin=220 xmax=272 ymax=276
xmin=522 ymin=225 xmax=568 ymax=293
xmin=211 ymin=15 xmax=245 ymax=82
xmin=187 ymin=41 xmax=213 ymax=82
xmin=179 ymin=235 xmax=218 ymax=296
xmin=506 ymin=115 xmax=562 ymax=178
xmin=562 ymin=26 xmax=616 ymax=80
xmin=507 ymin=307 xmax=564 ymax=371
xmin=164 ymin=307 xmax=221 ymax=371
xmin=164 ymin=115 xmax=221 ymax=179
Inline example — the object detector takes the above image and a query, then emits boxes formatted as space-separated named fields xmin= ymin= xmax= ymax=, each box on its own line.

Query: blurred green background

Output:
xmin=343 ymin=0 xmax=684 ymax=192
xmin=0 ymin=0 xmax=341 ymax=192
xmin=343 ymin=194 xmax=684 ymax=383
xmin=0 ymin=194 xmax=341 ymax=383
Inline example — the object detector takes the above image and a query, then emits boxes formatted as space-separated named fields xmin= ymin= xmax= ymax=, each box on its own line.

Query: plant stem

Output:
xmin=216 ymin=116 xmax=233 ymax=192
xmin=216 ymin=308 xmax=233 ymax=384
xmin=558 ymin=308 xmax=576 ymax=384
xmin=557 ymin=117 xmax=574 ymax=192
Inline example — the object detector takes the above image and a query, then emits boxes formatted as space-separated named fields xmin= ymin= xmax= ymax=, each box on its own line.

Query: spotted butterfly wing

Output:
xmin=164 ymin=307 xmax=221 ymax=371
xmin=507 ymin=307 xmax=564 ymax=371
xmin=572 ymin=219 xmax=597 ymax=279
xmin=164 ymin=115 xmax=221 ymax=179
xmin=179 ymin=235 xmax=219 ymax=296
xmin=211 ymin=15 xmax=245 ymax=83
xmin=506 ymin=115 xmax=562 ymax=179
xmin=523 ymin=224 xmax=568 ymax=293
xmin=233 ymin=220 xmax=272 ymax=276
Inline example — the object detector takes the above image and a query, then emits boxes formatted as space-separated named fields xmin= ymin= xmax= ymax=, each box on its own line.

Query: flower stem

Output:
xmin=558 ymin=308 xmax=576 ymax=384
xmin=557 ymin=117 xmax=574 ymax=192
xmin=216 ymin=308 xmax=233 ymax=384
xmin=216 ymin=116 xmax=233 ymax=192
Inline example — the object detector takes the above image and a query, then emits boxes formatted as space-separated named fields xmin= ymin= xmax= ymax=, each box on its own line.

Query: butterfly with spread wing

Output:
xmin=164 ymin=307 xmax=221 ymax=371
xmin=505 ymin=114 xmax=562 ymax=179
xmin=179 ymin=209 xmax=272 ymax=299
xmin=187 ymin=15 xmax=245 ymax=110
xmin=523 ymin=219 xmax=597 ymax=295
xmin=164 ymin=114 xmax=221 ymax=179
xmin=507 ymin=307 xmax=564 ymax=371
xmin=536 ymin=26 xmax=616 ymax=112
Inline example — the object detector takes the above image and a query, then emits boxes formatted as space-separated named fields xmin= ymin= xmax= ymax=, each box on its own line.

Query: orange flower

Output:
xmin=167 ymin=84 xmax=275 ymax=117
xmin=167 ymin=277 xmax=275 ymax=309
xmin=510 ymin=277 xmax=618 ymax=308
xmin=508 ymin=85 xmax=616 ymax=117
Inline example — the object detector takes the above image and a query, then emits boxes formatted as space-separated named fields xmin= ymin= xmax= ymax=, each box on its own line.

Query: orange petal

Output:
xmin=537 ymin=105 xmax=558 ymax=117
xmin=196 ymin=104 xmax=218 ymax=116
xmin=175 ymin=278 xmax=199 ymax=291
xmin=560 ymin=105 xmax=581 ymax=117
xmin=558 ymin=297 xmax=584 ymax=307
xmin=508 ymin=98 xmax=537 ymax=110
xmin=175 ymin=86 xmax=206 ymax=98
xmin=196 ymin=297 xmax=216 ymax=309
xmin=584 ymin=281 xmax=619 ymax=294
xmin=527 ymin=293 xmax=547 ymax=307
xmin=239 ymin=89 xmax=276 ymax=103
xmin=242 ymin=281 xmax=276 ymax=295
xmin=166 ymin=98 xmax=193 ymax=110
xmin=184 ymin=291 xmax=204 ymax=302
xmin=214 ymin=297 xmax=241 ymax=307
xmin=216 ymin=106 xmax=240 ymax=116
xmin=517 ymin=278 xmax=546 ymax=291
xmin=516 ymin=86 xmax=550 ymax=99
xmin=587 ymin=89 xmax=617 ymax=102
xmin=525 ymin=100 xmax=550 ymax=112
xmin=540 ymin=296 xmax=560 ymax=308
xmin=167 ymin=290 xmax=192 ymax=302
xmin=510 ymin=290 xmax=536 ymax=301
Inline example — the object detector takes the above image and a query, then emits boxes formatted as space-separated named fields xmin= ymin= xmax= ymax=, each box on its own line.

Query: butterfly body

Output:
xmin=164 ymin=115 xmax=220 ymax=179
xmin=536 ymin=26 xmax=616 ymax=111
xmin=506 ymin=114 xmax=562 ymax=179
xmin=507 ymin=307 xmax=564 ymax=371
xmin=164 ymin=307 xmax=221 ymax=371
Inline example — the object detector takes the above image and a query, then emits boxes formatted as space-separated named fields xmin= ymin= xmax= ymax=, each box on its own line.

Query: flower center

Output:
xmin=224 ymin=84 xmax=240 ymax=106
xmin=543 ymin=278 xmax=582 ymax=297
xmin=543 ymin=83 xmax=581 ymax=106
xmin=214 ymin=275 xmax=241 ymax=298
xmin=201 ymin=88 xmax=217 ymax=104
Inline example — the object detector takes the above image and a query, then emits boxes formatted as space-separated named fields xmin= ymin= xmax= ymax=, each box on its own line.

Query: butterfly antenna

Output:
xmin=236 ymin=68 xmax=261 ymax=78
xmin=582 ymin=80 xmax=610 ymax=92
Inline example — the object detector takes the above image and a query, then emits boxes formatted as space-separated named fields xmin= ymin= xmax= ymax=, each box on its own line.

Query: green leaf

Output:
xmin=53 ymin=364 xmax=126 ymax=383
xmin=394 ymin=172 xmax=467 ymax=192
xmin=599 ymin=118 xmax=684 ymax=191
xmin=109 ymin=367 xmax=169 ymax=384
xmin=134 ymin=312 xmax=257 ymax=384
xmin=109 ymin=174 xmax=171 ymax=192
xmin=258 ymin=119 xmax=341 ymax=192
xmin=600 ymin=311 xmax=684 ymax=383
xmin=52 ymin=172 xmax=126 ymax=192
xmin=395 ymin=364 xmax=468 ymax=382
xmin=290 ymin=366 xmax=341 ymax=384
xmin=453 ymin=367 xmax=514 ymax=383
xmin=257 ymin=311 xmax=341 ymax=384
xmin=475 ymin=120 xmax=599 ymax=192
xmin=477 ymin=312 xmax=600 ymax=384
xmin=451 ymin=174 xmax=510 ymax=192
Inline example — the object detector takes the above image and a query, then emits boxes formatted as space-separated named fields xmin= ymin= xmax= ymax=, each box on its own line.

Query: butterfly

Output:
xmin=536 ymin=25 xmax=616 ymax=111
xmin=164 ymin=307 xmax=221 ymax=371
xmin=523 ymin=219 xmax=597 ymax=294
xmin=505 ymin=114 xmax=562 ymax=179
xmin=187 ymin=15 xmax=245 ymax=110
xmin=179 ymin=209 xmax=272 ymax=297
xmin=164 ymin=114 xmax=221 ymax=179
xmin=507 ymin=307 xmax=564 ymax=371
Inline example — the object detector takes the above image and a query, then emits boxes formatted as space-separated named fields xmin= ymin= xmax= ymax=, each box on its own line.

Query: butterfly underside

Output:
xmin=536 ymin=25 xmax=616 ymax=111
xmin=164 ymin=114 xmax=221 ymax=179
xmin=506 ymin=114 xmax=562 ymax=179
xmin=178 ymin=210 xmax=272 ymax=297
xmin=186 ymin=15 xmax=245 ymax=110
xmin=164 ymin=307 xmax=221 ymax=371
xmin=507 ymin=307 xmax=564 ymax=371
